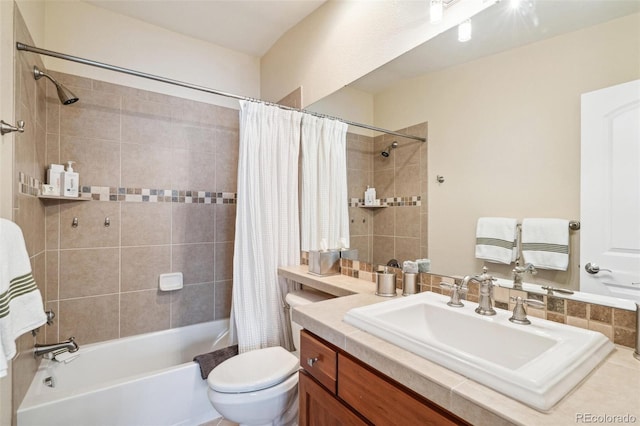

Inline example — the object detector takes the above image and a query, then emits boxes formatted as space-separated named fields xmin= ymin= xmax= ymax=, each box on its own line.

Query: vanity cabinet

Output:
xmin=299 ymin=330 xmax=469 ymax=426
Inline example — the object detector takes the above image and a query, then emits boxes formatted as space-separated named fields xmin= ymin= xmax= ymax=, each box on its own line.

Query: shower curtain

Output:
xmin=232 ymin=101 xmax=303 ymax=353
xmin=301 ymin=115 xmax=350 ymax=251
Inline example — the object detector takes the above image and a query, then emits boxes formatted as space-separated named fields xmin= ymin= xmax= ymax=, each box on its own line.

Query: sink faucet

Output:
xmin=512 ymin=262 xmax=537 ymax=290
xmin=461 ymin=267 xmax=497 ymax=316
xmin=34 ymin=337 xmax=79 ymax=358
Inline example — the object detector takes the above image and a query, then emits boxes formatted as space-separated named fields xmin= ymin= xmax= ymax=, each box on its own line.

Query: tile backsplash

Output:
xmin=340 ymin=259 xmax=637 ymax=349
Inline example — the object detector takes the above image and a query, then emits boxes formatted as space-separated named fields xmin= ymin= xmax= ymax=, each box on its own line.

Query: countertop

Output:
xmin=279 ymin=265 xmax=640 ymax=426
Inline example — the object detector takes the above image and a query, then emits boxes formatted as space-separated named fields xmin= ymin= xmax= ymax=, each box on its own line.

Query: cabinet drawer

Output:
xmin=300 ymin=330 xmax=338 ymax=394
xmin=338 ymin=354 xmax=467 ymax=426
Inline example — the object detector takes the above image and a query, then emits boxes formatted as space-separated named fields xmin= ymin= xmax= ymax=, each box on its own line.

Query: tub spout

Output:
xmin=34 ymin=337 xmax=79 ymax=358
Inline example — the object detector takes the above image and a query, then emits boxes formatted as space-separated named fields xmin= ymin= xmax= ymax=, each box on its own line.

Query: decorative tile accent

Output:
xmin=349 ymin=195 xmax=421 ymax=207
xmin=19 ymin=171 xmax=238 ymax=204
xmin=18 ymin=172 xmax=41 ymax=196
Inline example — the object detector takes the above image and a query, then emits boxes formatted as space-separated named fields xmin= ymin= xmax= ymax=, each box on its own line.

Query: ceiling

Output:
xmin=84 ymin=0 xmax=639 ymax=94
xmin=350 ymin=0 xmax=640 ymax=94
xmin=84 ymin=0 xmax=327 ymax=57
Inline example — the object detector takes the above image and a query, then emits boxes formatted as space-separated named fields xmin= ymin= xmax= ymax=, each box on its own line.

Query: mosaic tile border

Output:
xmin=17 ymin=173 xmax=237 ymax=204
xmin=82 ymin=186 xmax=237 ymax=204
xmin=349 ymin=196 xmax=421 ymax=208
xmin=18 ymin=172 xmax=41 ymax=197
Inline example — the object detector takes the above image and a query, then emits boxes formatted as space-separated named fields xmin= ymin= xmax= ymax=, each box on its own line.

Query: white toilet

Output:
xmin=207 ymin=289 xmax=330 ymax=426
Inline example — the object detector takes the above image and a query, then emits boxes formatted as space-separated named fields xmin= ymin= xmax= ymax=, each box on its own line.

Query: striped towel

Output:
xmin=521 ymin=218 xmax=569 ymax=271
xmin=475 ymin=218 xmax=518 ymax=264
xmin=0 ymin=219 xmax=47 ymax=377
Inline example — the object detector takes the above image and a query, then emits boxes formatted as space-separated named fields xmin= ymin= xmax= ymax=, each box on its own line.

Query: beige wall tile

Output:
xmin=567 ymin=316 xmax=588 ymax=329
xmin=214 ymin=280 xmax=233 ymax=320
xmin=395 ymin=164 xmax=421 ymax=197
xmin=121 ymin=245 xmax=171 ymax=292
xmin=171 ymin=282 xmax=215 ymax=327
xmin=59 ymin=295 xmax=119 ymax=344
xmin=172 ymin=243 xmax=215 ymax=284
xmin=395 ymin=237 xmax=420 ymax=265
xmin=613 ymin=327 xmax=636 ymax=348
xmin=121 ymin=142 xmax=173 ymax=189
xmin=214 ymin=129 xmax=239 ymax=192
xmin=348 ymin=168 xmax=373 ymax=199
xmin=215 ymin=241 xmax=234 ymax=281
xmin=120 ymin=290 xmax=171 ymax=337
xmin=373 ymin=168 xmax=395 ymax=199
xmin=395 ymin=206 xmax=419 ymax=237
xmin=215 ymin=204 xmax=236 ymax=243
xmin=121 ymin=202 xmax=171 ymax=246
xmin=613 ymin=308 xmax=635 ymax=328
xmin=45 ymin=250 xmax=59 ymax=302
xmin=347 ymin=135 xmax=373 ymax=171
xmin=171 ymin=148 xmax=215 ymax=191
xmin=590 ymin=304 xmax=613 ymax=324
xmin=59 ymin=87 xmax=121 ymax=141
xmin=373 ymin=206 xmax=394 ymax=236
xmin=372 ymin=235 xmax=394 ymax=266
xmin=394 ymin=138 xmax=421 ymax=168
xmin=172 ymin=124 xmax=216 ymax=152
xmin=60 ymin=135 xmax=120 ymax=187
xmin=121 ymin=97 xmax=173 ymax=148
xmin=172 ymin=203 xmax=215 ymax=244
xmin=349 ymin=207 xmax=370 ymax=236
xmin=567 ymin=299 xmax=587 ymax=318
xmin=59 ymin=201 xmax=120 ymax=249
xmin=59 ymin=248 xmax=119 ymax=299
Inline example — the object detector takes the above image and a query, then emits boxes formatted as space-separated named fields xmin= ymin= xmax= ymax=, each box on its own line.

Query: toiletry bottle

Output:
xmin=62 ymin=161 xmax=79 ymax=197
xmin=47 ymin=164 xmax=64 ymax=196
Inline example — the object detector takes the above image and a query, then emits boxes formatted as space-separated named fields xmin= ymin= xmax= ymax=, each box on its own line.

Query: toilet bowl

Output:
xmin=207 ymin=289 xmax=331 ymax=426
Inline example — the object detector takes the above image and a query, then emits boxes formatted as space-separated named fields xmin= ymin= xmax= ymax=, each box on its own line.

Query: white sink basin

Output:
xmin=344 ymin=291 xmax=614 ymax=411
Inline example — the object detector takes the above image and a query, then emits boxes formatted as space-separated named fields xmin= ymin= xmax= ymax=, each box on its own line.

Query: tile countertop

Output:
xmin=278 ymin=265 xmax=640 ymax=426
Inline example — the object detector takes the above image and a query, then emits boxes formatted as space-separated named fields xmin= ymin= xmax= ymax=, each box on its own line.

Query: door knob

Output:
xmin=585 ymin=262 xmax=612 ymax=274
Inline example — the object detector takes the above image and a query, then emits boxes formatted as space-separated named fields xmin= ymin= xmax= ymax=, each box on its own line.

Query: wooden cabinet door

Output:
xmin=299 ymin=371 xmax=367 ymax=426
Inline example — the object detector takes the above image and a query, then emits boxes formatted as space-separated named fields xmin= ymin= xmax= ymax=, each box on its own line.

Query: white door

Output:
xmin=580 ymin=79 xmax=640 ymax=301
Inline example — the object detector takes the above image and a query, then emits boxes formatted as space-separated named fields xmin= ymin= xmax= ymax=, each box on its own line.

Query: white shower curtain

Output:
xmin=301 ymin=115 xmax=350 ymax=251
xmin=232 ymin=100 xmax=303 ymax=353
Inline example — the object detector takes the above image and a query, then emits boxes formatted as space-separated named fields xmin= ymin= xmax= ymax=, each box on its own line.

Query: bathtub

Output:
xmin=18 ymin=320 xmax=231 ymax=426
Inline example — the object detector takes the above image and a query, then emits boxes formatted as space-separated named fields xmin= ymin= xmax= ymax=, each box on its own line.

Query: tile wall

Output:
xmin=35 ymin=71 xmax=239 ymax=346
xmin=11 ymin=6 xmax=48 ymax=416
xmin=346 ymin=123 xmax=428 ymax=266
xmin=340 ymin=259 xmax=637 ymax=349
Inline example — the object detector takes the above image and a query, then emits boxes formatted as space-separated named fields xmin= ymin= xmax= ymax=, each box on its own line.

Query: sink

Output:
xmin=344 ymin=291 xmax=614 ymax=411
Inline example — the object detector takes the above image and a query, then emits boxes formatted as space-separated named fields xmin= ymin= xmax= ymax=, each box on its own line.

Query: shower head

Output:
xmin=381 ymin=141 xmax=398 ymax=157
xmin=33 ymin=66 xmax=79 ymax=105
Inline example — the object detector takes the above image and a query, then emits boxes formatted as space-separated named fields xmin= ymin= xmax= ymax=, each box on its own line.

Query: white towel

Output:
xmin=0 ymin=219 xmax=47 ymax=377
xmin=521 ymin=218 xmax=569 ymax=271
xmin=475 ymin=217 xmax=518 ymax=264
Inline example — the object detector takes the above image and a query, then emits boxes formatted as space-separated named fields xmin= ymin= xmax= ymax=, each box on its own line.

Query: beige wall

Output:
xmin=41 ymin=1 xmax=259 ymax=110
xmin=261 ymin=0 xmax=495 ymax=107
xmin=373 ymin=13 xmax=640 ymax=289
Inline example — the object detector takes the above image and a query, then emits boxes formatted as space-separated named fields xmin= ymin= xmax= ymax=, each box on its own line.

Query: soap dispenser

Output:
xmin=62 ymin=161 xmax=79 ymax=197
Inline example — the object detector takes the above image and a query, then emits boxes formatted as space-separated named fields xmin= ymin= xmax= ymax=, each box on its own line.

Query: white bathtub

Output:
xmin=18 ymin=320 xmax=231 ymax=426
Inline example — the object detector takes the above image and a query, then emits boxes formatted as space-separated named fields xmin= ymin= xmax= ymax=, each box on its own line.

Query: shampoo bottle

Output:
xmin=62 ymin=161 xmax=79 ymax=197
xmin=47 ymin=164 xmax=64 ymax=195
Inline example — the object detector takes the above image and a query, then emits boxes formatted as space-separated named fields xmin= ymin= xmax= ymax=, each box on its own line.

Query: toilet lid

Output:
xmin=207 ymin=346 xmax=299 ymax=393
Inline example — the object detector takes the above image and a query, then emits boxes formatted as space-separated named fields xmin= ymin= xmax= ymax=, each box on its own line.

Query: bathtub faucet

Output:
xmin=34 ymin=337 xmax=79 ymax=358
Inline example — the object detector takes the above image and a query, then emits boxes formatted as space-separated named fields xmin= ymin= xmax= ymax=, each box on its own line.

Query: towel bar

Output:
xmin=516 ymin=220 xmax=580 ymax=230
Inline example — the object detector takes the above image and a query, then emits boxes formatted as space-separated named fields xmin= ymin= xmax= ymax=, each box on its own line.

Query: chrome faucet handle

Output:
xmin=440 ymin=282 xmax=466 ymax=307
xmin=509 ymin=296 xmax=545 ymax=325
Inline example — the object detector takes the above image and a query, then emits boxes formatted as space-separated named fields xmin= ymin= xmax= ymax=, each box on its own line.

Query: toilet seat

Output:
xmin=207 ymin=346 xmax=299 ymax=393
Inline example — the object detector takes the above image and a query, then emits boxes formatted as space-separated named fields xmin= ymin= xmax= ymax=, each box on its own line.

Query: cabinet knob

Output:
xmin=307 ymin=357 xmax=318 ymax=367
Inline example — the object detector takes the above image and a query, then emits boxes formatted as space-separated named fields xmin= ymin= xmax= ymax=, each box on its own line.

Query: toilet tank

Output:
xmin=286 ymin=288 xmax=332 ymax=351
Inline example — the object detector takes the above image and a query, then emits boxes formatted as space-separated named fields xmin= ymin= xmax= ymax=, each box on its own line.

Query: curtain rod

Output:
xmin=16 ymin=42 xmax=427 ymax=143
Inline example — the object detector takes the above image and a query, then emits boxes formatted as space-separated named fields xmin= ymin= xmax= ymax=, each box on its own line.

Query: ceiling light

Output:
xmin=510 ymin=0 xmax=522 ymax=9
xmin=430 ymin=0 xmax=443 ymax=23
xmin=458 ymin=19 xmax=472 ymax=42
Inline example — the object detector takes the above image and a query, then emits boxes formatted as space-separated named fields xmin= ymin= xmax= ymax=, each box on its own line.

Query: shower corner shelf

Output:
xmin=38 ymin=195 xmax=91 ymax=202
xmin=359 ymin=203 xmax=387 ymax=209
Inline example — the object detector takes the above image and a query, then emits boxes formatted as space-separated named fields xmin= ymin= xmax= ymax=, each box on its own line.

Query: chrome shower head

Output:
xmin=381 ymin=141 xmax=398 ymax=157
xmin=33 ymin=66 xmax=79 ymax=105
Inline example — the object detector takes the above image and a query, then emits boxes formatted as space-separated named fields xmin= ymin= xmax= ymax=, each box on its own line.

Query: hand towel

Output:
xmin=475 ymin=217 xmax=518 ymax=264
xmin=0 ymin=219 xmax=47 ymax=378
xmin=521 ymin=218 xmax=569 ymax=271
xmin=193 ymin=344 xmax=239 ymax=380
